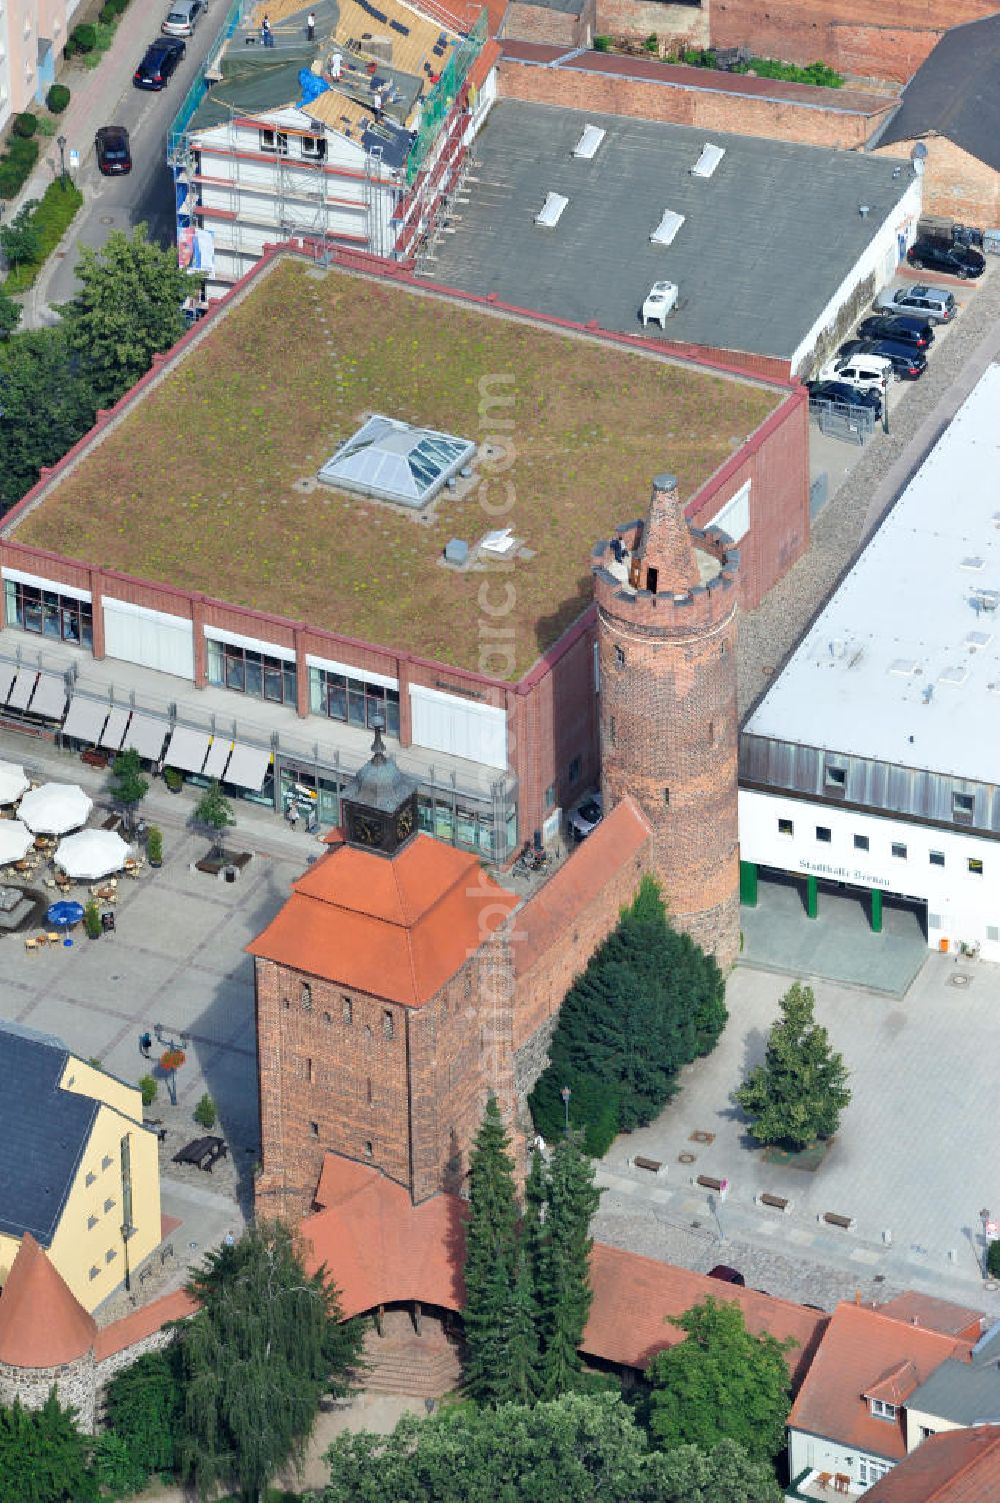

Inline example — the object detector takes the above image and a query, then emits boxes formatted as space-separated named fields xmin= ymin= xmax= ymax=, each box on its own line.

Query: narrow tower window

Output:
xmin=663 ymin=787 xmax=670 ymax=806
xmin=615 ymin=645 xmax=625 ymax=669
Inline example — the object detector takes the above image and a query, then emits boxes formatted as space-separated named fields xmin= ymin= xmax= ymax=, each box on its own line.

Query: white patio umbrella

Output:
xmin=0 ymin=761 xmax=29 ymax=805
xmin=54 ymin=829 xmax=132 ymax=881
xmin=0 ymin=820 xmax=35 ymax=865
xmin=19 ymin=782 xmax=93 ymax=835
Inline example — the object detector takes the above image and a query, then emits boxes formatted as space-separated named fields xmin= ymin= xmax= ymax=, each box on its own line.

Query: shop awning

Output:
xmin=165 ymin=725 xmax=210 ymax=775
xmin=61 ymin=697 xmax=109 ymax=745
xmin=224 ymin=742 xmax=270 ymax=792
xmin=100 ymin=707 xmax=130 ymax=750
xmin=123 ymin=713 xmax=168 ymax=761
xmin=28 ymin=674 xmax=68 ymax=721
xmin=7 ymin=671 xmax=36 ymax=711
xmin=202 ymin=737 xmax=233 ymax=780
xmin=0 ymin=668 xmax=15 ymax=705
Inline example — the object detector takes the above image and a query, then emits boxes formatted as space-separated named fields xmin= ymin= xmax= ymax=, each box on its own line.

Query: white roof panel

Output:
xmin=62 ymin=697 xmax=109 ymax=744
xmin=7 ymin=671 xmax=36 ymax=711
xmin=123 ymin=713 xmax=168 ymax=761
xmin=692 ymin=142 xmax=725 ymax=178
xmin=535 ymin=192 xmax=569 ymax=229
xmin=202 ymin=737 xmax=233 ymax=780
xmin=572 ymin=124 xmax=606 ymax=160
xmin=28 ymin=674 xmax=67 ymax=721
xmin=651 ymin=209 xmax=685 ymax=246
xmin=166 ymin=725 xmax=210 ymax=774
xmin=224 ymin=742 xmax=269 ymax=792
xmin=100 ymin=706 xmax=130 ymax=750
xmin=0 ymin=668 xmax=15 ymax=706
xmin=744 ymin=365 xmax=1000 ymax=784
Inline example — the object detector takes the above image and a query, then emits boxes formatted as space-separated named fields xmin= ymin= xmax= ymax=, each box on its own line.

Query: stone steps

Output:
xmin=361 ymin=1332 xmax=463 ymax=1397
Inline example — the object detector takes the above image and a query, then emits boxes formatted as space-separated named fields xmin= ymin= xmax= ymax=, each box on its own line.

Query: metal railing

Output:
xmin=167 ymin=0 xmax=249 ymax=163
xmin=406 ymin=8 xmax=487 ymax=185
xmin=809 ymin=396 xmax=877 ymax=446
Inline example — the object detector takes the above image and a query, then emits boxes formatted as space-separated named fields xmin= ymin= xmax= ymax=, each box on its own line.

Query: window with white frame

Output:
xmin=858 ymin=1456 xmax=893 ymax=1485
xmin=301 ymin=134 xmax=326 ymax=159
xmin=259 ymin=128 xmax=288 ymax=155
xmin=870 ymin=1399 xmax=896 ymax=1420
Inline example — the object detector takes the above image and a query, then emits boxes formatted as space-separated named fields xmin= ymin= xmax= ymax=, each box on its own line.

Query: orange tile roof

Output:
xmin=513 ymin=797 xmax=650 ymax=976
xmin=0 ymin=1234 xmax=97 ymax=1367
xmin=247 ymin=832 xmax=520 ymax=1007
xmin=585 ymin=1242 xmax=825 ymax=1384
xmin=94 ymin=1289 xmax=198 ymax=1361
xmin=863 ymin=1426 xmax=1000 ymax=1503
xmin=303 ymin=1156 xmax=825 ymax=1376
xmin=865 ymin=1358 xmax=920 ymax=1406
xmin=875 ymin=1292 xmax=985 ymax=1342
xmin=788 ymin=1302 xmax=972 ymax=1460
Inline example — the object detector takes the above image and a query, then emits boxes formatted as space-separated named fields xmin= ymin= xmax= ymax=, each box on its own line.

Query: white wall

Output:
xmin=788 ymin=1429 xmax=896 ymax=1491
xmin=739 ymin=788 xmax=1000 ymax=960
xmin=789 ymin=175 xmax=923 ymax=373
xmin=103 ymin=599 xmax=195 ymax=680
xmin=409 ymin=685 xmax=507 ymax=770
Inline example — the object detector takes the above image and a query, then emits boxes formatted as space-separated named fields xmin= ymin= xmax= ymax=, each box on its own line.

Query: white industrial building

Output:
xmin=739 ymin=363 xmax=1000 ymax=961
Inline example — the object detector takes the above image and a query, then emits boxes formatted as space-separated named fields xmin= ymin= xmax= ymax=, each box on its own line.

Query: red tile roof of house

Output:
xmin=874 ymin=1292 xmax=985 ymax=1342
xmin=862 ymin=1426 xmax=1000 ymax=1503
xmin=864 ymin=1358 xmax=921 ymax=1407
xmin=788 ymin=1302 xmax=973 ymax=1460
xmin=247 ymin=832 xmax=519 ymax=1007
xmin=0 ymin=1234 xmax=97 ymax=1367
xmin=94 ymin=1289 xmax=197 ymax=1362
xmin=513 ymin=797 xmax=649 ymax=975
xmin=304 ymin=1156 xmax=825 ymax=1377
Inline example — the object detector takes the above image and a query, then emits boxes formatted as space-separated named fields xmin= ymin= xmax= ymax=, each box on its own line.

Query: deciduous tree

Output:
xmin=109 ymin=747 xmax=149 ymax=831
xmin=0 ymin=326 xmax=96 ymax=512
xmin=734 ymin=982 xmax=850 ymax=1148
xmin=103 ymin=1345 xmax=183 ymax=1486
xmin=646 ymin=1296 xmax=794 ymax=1462
xmin=176 ymin=1220 xmax=362 ymax=1503
xmin=0 ymin=1389 xmax=97 ymax=1503
xmin=194 ymin=779 xmax=234 ymax=858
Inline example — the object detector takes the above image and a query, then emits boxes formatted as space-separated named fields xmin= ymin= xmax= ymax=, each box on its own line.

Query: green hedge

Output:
xmin=13 ymin=113 xmax=38 ymax=139
xmin=1 ymin=179 xmax=84 ymax=294
xmin=529 ymin=1069 xmax=620 ymax=1158
xmin=46 ymin=83 xmax=71 ymax=113
xmin=0 ymin=137 xmax=39 ymax=199
xmin=67 ymin=21 xmax=97 ymax=53
xmin=988 ymin=1239 xmax=1000 ymax=1280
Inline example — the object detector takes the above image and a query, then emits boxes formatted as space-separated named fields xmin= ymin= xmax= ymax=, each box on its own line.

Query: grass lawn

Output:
xmin=17 ymin=258 xmax=779 ymax=678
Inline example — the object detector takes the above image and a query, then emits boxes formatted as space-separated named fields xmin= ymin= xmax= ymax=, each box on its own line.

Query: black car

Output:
xmin=94 ymin=124 xmax=131 ymax=175
xmin=807 ymin=379 xmax=882 ymax=416
xmin=906 ymin=238 xmax=986 ymax=279
xmin=837 ymin=337 xmax=927 ymax=380
xmin=134 ymin=35 xmax=185 ymax=89
xmin=856 ymin=314 xmax=934 ymax=350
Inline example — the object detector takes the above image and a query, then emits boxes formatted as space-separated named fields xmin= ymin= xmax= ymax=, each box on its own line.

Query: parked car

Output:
xmin=708 ymin=1264 xmax=745 ymax=1286
xmin=906 ymin=238 xmax=986 ymax=279
xmin=836 ymin=338 xmax=927 ymax=381
xmin=162 ymin=0 xmax=203 ymax=34
xmin=807 ymin=379 xmax=882 ymax=417
xmin=818 ymin=351 xmax=891 ymax=395
xmin=134 ymin=35 xmax=185 ymax=89
xmin=94 ymin=124 xmax=131 ymax=176
xmin=856 ymin=314 xmax=934 ymax=350
xmin=569 ymin=794 xmax=603 ymax=842
xmin=874 ymin=284 xmax=957 ymax=325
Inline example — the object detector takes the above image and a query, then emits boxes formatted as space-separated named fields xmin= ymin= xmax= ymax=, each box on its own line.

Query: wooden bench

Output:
xmin=821 ymin=1211 xmax=855 ymax=1231
xmin=758 ymin=1192 xmax=792 ymax=1213
xmin=696 ymin=1174 xmax=725 ymax=1192
xmin=632 ymin=1155 xmax=663 ymax=1174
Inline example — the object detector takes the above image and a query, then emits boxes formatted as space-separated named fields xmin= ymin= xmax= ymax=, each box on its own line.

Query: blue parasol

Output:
xmin=46 ymin=900 xmax=85 ymax=929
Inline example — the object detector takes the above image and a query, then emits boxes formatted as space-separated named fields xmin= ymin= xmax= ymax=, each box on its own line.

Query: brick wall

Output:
xmin=709 ymin=0 xmax=995 ymax=82
xmin=876 ymin=136 xmax=1000 ymax=230
xmin=595 ymin=0 xmax=707 ymax=46
xmin=0 ymin=1352 xmax=98 ymax=1432
xmin=504 ymin=1 xmax=580 ymax=46
xmin=497 ymin=53 xmax=890 ymax=149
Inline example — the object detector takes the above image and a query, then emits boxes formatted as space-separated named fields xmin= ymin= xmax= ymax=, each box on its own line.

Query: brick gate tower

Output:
xmin=592 ymin=474 xmax=741 ymax=966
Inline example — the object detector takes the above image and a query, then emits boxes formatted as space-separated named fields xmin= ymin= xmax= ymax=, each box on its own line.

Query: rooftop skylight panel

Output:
xmin=650 ymin=209 xmax=685 ymax=246
xmin=691 ymin=142 xmax=725 ymax=178
xmin=572 ymin=124 xmax=605 ymax=160
xmin=535 ymin=192 xmax=568 ymax=229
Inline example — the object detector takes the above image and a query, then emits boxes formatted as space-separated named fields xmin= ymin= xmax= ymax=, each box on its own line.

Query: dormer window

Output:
xmin=870 ymin=1398 xmax=897 ymax=1420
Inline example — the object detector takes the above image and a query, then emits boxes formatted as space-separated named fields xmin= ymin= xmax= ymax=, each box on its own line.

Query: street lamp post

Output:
xmin=560 ymin=1085 xmax=571 ymax=1134
xmin=56 ymin=135 xmax=67 ymax=186
xmin=980 ymin=1208 xmax=995 ymax=1277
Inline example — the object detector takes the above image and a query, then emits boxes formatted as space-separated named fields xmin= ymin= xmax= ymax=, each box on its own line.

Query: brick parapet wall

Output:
xmin=876 ymin=136 xmax=1000 ymax=232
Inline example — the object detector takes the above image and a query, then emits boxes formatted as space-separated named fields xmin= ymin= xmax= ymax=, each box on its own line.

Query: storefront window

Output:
xmin=308 ymin=666 xmax=399 ymax=736
xmin=207 ymin=638 xmax=297 ymax=706
xmin=5 ymin=580 xmax=92 ymax=648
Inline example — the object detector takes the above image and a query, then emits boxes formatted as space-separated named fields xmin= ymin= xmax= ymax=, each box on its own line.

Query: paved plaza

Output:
xmin=596 ymin=950 xmax=1000 ymax=1315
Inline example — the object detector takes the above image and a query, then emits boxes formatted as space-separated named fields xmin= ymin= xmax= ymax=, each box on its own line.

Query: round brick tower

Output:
xmin=593 ymin=474 xmax=741 ymax=967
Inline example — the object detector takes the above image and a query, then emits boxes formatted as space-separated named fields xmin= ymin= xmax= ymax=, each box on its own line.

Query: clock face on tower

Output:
xmin=395 ymin=803 xmax=415 ymax=843
xmin=347 ymin=809 xmax=386 ymax=848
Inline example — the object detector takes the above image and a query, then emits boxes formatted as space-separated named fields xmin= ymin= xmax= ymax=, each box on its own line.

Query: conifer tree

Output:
xmin=538 ymin=1135 xmax=601 ymax=1398
xmin=505 ymin=1255 xmax=542 ymax=1405
xmin=735 ymin=982 xmax=851 ymax=1148
xmin=462 ymin=1094 xmax=519 ymax=1404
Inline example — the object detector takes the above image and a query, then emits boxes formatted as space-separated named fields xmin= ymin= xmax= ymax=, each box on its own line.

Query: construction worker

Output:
xmin=306 ymin=10 xmax=315 ymax=39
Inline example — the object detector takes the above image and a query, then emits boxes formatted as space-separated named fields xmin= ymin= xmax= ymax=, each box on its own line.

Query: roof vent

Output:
xmin=572 ymin=124 xmax=605 ymax=160
xmin=651 ymin=209 xmax=685 ymax=246
xmin=972 ymin=588 xmax=1000 ymax=612
xmin=535 ymin=192 xmax=568 ymax=229
xmin=480 ymin=527 xmax=518 ymax=557
xmin=961 ymin=556 xmax=985 ymax=570
xmin=966 ymin=630 xmax=991 ymax=650
xmin=938 ymin=665 xmax=967 ymax=686
xmin=859 ymin=203 xmax=871 ymax=218
xmin=890 ymin=658 xmax=917 ymax=676
xmin=691 ymin=142 xmax=724 ymax=178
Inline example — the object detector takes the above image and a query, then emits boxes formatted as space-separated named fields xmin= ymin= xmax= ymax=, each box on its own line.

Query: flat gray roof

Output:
xmin=744 ymin=364 xmax=1000 ymax=782
xmin=432 ymin=100 xmax=914 ymax=359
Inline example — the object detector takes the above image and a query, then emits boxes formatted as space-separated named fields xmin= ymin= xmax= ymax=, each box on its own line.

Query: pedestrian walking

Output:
xmin=139 ymin=1031 xmax=152 ymax=1059
xmin=306 ymin=10 xmax=315 ymax=40
xmin=330 ymin=49 xmax=342 ymax=79
xmin=224 ymin=1230 xmax=236 ymax=1247
xmin=286 ymin=801 xmax=299 ymax=828
xmin=261 ymin=13 xmax=273 ymax=46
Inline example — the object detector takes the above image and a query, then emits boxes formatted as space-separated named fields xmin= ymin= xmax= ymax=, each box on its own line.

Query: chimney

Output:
xmin=632 ymin=474 xmax=701 ymax=595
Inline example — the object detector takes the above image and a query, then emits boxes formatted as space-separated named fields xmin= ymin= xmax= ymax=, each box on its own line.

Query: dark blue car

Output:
xmin=134 ymin=35 xmax=185 ymax=89
xmin=837 ymin=338 xmax=927 ymax=380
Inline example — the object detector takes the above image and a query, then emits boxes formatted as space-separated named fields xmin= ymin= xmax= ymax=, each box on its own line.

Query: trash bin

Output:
xmin=225 ymin=866 xmax=236 ymax=884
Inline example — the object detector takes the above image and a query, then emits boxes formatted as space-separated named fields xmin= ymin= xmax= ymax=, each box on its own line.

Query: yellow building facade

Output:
xmin=0 ymin=1025 xmax=161 ymax=1314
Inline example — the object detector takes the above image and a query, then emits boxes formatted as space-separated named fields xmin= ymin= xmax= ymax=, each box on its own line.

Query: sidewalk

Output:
xmin=5 ymin=0 xmax=158 ymax=220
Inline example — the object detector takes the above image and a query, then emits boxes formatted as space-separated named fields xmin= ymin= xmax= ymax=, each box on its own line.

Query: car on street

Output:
xmin=807 ymin=379 xmax=882 ymax=417
xmin=162 ymin=0 xmax=203 ymax=36
xmin=94 ymin=125 xmax=131 ymax=176
xmin=874 ymin=284 xmax=957 ymax=325
xmin=708 ymin=1264 xmax=745 ymax=1286
xmin=856 ymin=314 xmax=934 ymax=350
xmin=569 ymin=794 xmax=603 ymax=842
xmin=906 ymin=238 xmax=986 ymax=279
xmin=134 ymin=35 xmax=185 ymax=88
xmin=836 ymin=337 xmax=927 ymax=380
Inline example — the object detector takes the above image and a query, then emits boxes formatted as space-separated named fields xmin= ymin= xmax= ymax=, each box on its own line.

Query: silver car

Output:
xmin=162 ymin=0 xmax=203 ymax=36
xmin=874 ymin=283 xmax=957 ymax=325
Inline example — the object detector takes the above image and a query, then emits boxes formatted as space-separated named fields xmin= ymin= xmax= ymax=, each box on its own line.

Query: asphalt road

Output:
xmin=42 ymin=2 xmax=225 ymax=308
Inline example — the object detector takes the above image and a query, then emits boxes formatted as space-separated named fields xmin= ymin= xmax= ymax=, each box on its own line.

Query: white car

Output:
xmin=818 ymin=351 xmax=891 ymax=395
xmin=642 ymin=281 xmax=679 ymax=329
xmin=162 ymin=0 xmax=203 ymax=36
